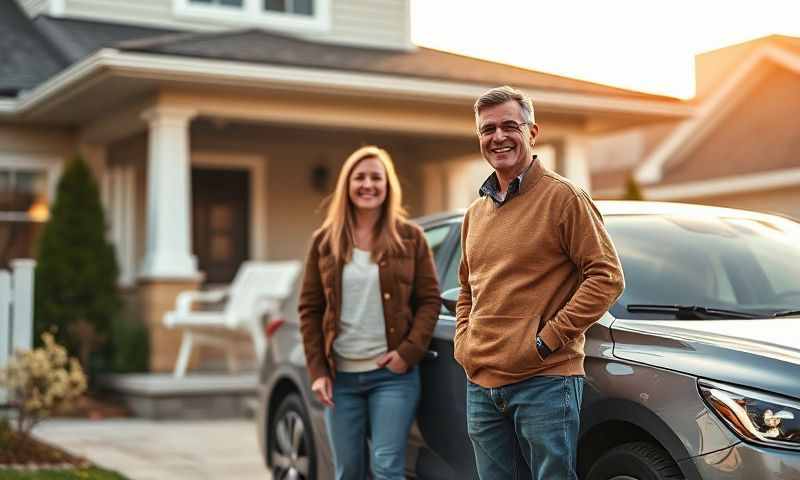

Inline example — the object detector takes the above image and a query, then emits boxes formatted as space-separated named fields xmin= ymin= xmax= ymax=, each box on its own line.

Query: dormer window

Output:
xmin=177 ymin=0 xmax=329 ymax=31
xmin=264 ymin=0 xmax=313 ymax=16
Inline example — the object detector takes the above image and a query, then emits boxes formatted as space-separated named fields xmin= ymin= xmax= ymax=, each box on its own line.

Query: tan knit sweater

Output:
xmin=454 ymin=160 xmax=624 ymax=388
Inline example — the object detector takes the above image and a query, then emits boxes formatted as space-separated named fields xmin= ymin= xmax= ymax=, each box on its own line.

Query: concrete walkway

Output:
xmin=34 ymin=419 xmax=270 ymax=480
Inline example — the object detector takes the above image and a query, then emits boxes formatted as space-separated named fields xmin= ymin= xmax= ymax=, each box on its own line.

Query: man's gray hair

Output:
xmin=474 ymin=85 xmax=535 ymax=124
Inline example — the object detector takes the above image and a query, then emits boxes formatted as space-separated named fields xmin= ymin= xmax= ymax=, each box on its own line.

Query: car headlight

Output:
xmin=699 ymin=379 xmax=800 ymax=450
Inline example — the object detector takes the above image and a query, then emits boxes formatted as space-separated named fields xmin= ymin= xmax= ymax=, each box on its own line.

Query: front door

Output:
xmin=192 ymin=168 xmax=250 ymax=284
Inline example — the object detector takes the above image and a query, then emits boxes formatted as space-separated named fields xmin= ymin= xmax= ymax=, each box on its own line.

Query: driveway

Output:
xmin=34 ymin=418 xmax=269 ymax=480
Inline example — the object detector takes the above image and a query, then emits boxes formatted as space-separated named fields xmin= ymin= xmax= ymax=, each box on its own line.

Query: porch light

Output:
xmin=27 ymin=197 xmax=50 ymax=222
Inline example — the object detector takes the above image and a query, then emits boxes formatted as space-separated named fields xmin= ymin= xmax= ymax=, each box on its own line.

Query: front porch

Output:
xmin=88 ymin=87 xmax=611 ymax=375
xmin=0 ymin=38 xmax=688 ymax=379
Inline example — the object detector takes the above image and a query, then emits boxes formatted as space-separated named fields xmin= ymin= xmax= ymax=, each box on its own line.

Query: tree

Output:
xmin=34 ymin=156 xmax=121 ymax=369
xmin=623 ymin=173 xmax=645 ymax=201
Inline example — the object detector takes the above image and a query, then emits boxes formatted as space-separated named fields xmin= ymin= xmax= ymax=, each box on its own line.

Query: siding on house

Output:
xmin=57 ymin=0 xmax=410 ymax=50
xmin=318 ymin=0 xmax=409 ymax=49
xmin=16 ymin=0 xmax=50 ymax=17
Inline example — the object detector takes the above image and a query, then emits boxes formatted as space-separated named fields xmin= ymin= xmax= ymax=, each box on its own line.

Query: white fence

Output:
xmin=0 ymin=259 xmax=36 ymax=405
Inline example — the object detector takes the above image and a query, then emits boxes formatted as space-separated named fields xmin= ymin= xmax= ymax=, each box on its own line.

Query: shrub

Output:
xmin=33 ymin=156 xmax=121 ymax=371
xmin=108 ymin=310 xmax=150 ymax=374
xmin=0 ymin=333 xmax=87 ymax=435
xmin=623 ymin=173 xmax=645 ymax=201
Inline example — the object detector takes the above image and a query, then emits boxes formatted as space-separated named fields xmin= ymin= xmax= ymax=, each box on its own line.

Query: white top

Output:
xmin=333 ymin=248 xmax=388 ymax=372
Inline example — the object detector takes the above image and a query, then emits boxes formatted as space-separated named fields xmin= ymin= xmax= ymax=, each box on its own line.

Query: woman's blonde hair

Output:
xmin=321 ymin=145 xmax=407 ymax=263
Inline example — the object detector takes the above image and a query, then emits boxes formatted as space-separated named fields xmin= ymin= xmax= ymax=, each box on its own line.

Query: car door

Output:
xmin=415 ymin=221 xmax=477 ymax=478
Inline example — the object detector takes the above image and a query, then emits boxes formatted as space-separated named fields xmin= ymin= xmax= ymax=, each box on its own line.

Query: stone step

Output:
xmin=100 ymin=373 xmax=258 ymax=420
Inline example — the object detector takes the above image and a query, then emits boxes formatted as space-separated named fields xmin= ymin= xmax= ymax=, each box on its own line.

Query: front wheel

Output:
xmin=585 ymin=441 xmax=683 ymax=480
xmin=269 ymin=393 xmax=316 ymax=480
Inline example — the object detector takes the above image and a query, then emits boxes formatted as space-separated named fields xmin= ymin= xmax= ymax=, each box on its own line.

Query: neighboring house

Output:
xmin=591 ymin=35 xmax=800 ymax=220
xmin=0 ymin=0 xmax=689 ymax=371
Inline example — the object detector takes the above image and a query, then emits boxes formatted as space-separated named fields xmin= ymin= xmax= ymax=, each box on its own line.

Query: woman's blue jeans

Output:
xmin=467 ymin=375 xmax=584 ymax=480
xmin=324 ymin=366 xmax=420 ymax=480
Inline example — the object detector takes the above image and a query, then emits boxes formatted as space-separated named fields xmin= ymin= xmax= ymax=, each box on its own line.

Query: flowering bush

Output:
xmin=0 ymin=332 xmax=87 ymax=435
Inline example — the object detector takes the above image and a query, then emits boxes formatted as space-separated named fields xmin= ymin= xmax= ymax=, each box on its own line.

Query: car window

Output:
xmin=423 ymin=224 xmax=452 ymax=267
xmin=606 ymin=214 xmax=800 ymax=319
xmin=442 ymin=240 xmax=461 ymax=292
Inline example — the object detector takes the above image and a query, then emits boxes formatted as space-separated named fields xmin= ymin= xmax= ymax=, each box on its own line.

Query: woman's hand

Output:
xmin=376 ymin=350 xmax=409 ymax=374
xmin=311 ymin=376 xmax=334 ymax=407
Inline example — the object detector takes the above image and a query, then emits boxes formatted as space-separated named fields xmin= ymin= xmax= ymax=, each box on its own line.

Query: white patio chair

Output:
xmin=163 ymin=260 xmax=301 ymax=377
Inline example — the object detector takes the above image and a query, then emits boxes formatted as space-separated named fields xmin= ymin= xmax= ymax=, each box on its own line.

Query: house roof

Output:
xmin=114 ymin=28 xmax=681 ymax=101
xmin=694 ymin=34 xmax=800 ymax=100
xmin=584 ymin=36 xmax=800 ymax=200
xmin=33 ymin=15 xmax=178 ymax=64
xmin=7 ymin=15 xmax=682 ymax=103
xmin=0 ymin=2 xmax=65 ymax=96
xmin=657 ymin=63 xmax=800 ymax=186
xmin=635 ymin=37 xmax=800 ymax=187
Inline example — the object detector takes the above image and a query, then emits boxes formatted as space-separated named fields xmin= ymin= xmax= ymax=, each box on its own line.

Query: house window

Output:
xmin=0 ymin=169 xmax=49 ymax=268
xmin=264 ymin=0 xmax=313 ymax=15
xmin=177 ymin=0 xmax=327 ymax=29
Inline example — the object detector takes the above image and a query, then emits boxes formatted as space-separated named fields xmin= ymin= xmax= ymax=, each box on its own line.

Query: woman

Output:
xmin=298 ymin=145 xmax=441 ymax=480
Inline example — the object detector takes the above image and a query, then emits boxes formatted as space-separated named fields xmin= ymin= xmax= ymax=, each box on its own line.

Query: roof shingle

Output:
xmin=0 ymin=2 xmax=66 ymax=95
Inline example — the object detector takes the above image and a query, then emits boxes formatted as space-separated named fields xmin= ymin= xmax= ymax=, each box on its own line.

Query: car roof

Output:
xmin=596 ymin=200 xmax=797 ymax=222
xmin=414 ymin=201 xmax=796 ymax=227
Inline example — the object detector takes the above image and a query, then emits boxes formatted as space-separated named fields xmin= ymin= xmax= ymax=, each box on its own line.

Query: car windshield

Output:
xmin=605 ymin=213 xmax=800 ymax=320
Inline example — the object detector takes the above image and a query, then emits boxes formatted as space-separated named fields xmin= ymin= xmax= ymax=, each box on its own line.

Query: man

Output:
xmin=454 ymin=85 xmax=625 ymax=480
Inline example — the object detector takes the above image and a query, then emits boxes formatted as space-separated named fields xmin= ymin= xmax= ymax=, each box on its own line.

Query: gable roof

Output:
xmin=0 ymin=2 xmax=66 ymax=96
xmin=695 ymin=35 xmax=800 ymax=99
xmin=635 ymin=37 xmax=800 ymax=185
xmin=657 ymin=64 xmax=800 ymax=186
xmin=7 ymin=15 xmax=682 ymax=103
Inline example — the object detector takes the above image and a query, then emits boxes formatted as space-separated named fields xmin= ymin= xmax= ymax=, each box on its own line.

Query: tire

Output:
xmin=585 ymin=441 xmax=684 ymax=480
xmin=269 ymin=393 xmax=317 ymax=480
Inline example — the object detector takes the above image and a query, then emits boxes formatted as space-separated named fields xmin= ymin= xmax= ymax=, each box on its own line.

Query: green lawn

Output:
xmin=0 ymin=467 xmax=129 ymax=480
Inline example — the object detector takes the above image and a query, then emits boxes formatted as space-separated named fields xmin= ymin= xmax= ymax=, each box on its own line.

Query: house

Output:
xmin=0 ymin=0 xmax=690 ymax=371
xmin=591 ymin=35 xmax=800 ymax=220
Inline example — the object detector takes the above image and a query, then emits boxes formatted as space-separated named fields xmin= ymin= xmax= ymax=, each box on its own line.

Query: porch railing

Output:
xmin=0 ymin=259 xmax=36 ymax=405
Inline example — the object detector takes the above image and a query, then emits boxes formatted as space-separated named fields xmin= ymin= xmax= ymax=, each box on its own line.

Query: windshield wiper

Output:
xmin=772 ymin=309 xmax=800 ymax=318
xmin=626 ymin=304 xmax=759 ymax=319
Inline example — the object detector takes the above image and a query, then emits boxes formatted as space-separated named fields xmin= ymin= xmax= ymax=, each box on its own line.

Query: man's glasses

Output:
xmin=478 ymin=121 xmax=530 ymax=137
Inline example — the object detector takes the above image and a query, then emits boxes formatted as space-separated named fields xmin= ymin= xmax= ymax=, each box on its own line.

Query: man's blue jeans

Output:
xmin=467 ymin=375 xmax=584 ymax=480
xmin=324 ymin=367 xmax=420 ymax=480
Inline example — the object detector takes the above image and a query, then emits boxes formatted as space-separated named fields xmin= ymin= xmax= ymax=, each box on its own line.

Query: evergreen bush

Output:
xmin=33 ymin=156 xmax=121 ymax=371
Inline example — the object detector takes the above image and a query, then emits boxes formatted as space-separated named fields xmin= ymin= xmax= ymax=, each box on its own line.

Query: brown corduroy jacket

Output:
xmin=298 ymin=221 xmax=441 ymax=382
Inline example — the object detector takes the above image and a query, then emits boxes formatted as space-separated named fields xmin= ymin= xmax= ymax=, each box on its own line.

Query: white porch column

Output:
xmin=139 ymin=106 xmax=199 ymax=279
xmin=109 ymin=165 xmax=138 ymax=286
xmin=561 ymin=135 xmax=592 ymax=193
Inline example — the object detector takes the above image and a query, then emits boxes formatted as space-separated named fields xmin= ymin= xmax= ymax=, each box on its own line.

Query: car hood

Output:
xmin=611 ymin=317 xmax=800 ymax=399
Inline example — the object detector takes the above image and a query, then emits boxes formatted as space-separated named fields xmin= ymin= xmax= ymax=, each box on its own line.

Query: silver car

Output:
xmin=256 ymin=201 xmax=800 ymax=479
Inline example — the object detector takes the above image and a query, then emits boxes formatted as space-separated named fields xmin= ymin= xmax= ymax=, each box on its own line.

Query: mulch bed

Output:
xmin=0 ymin=424 xmax=89 ymax=469
xmin=0 ymin=392 xmax=134 ymax=479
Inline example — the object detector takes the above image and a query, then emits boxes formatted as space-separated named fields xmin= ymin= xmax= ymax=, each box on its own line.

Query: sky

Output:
xmin=410 ymin=0 xmax=800 ymax=99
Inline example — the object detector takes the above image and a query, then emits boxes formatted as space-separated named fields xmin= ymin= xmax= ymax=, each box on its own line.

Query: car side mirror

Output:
xmin=441 ymin=287 xmax=459 ymax=316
